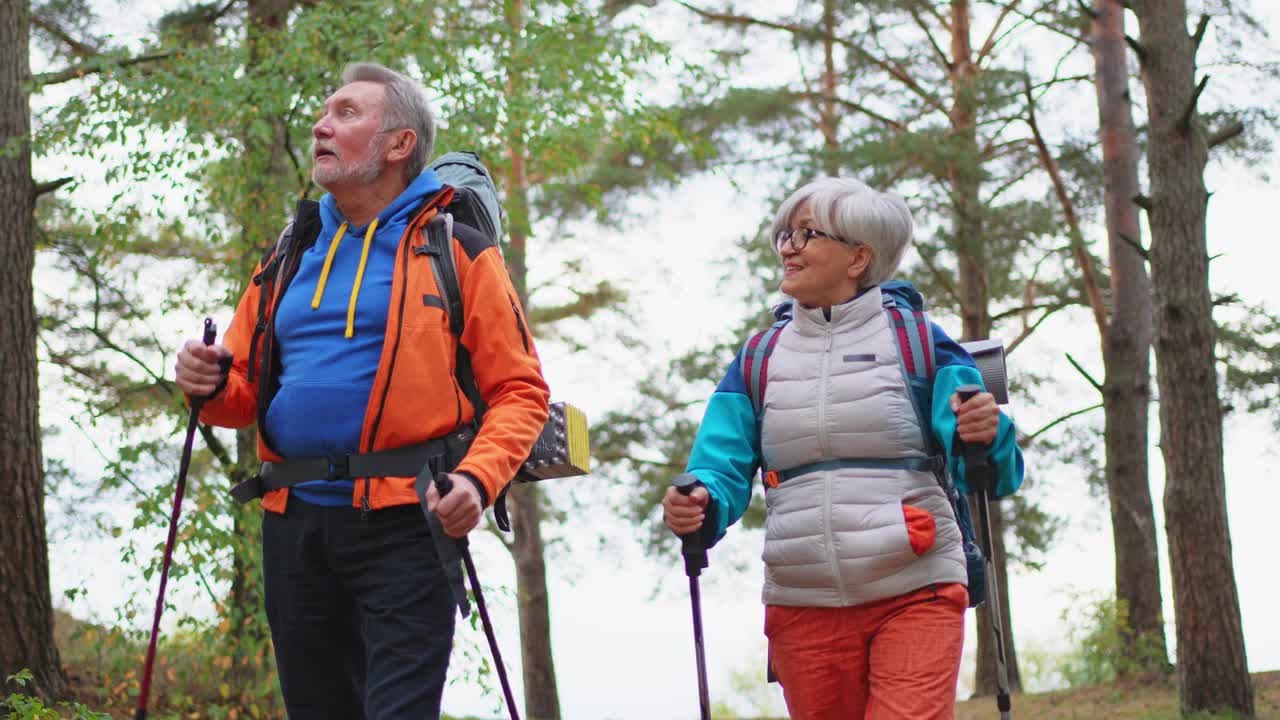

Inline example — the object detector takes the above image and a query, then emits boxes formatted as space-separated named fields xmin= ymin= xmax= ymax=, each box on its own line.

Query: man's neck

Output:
xmin=330 ymin=174 xmax=410 ymax=227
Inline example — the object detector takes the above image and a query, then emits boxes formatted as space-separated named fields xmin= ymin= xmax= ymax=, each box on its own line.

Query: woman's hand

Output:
xmin=951 ymin=391 xmax=999 ymax=445
xmin=662 ymin=485 xmax=709 ymax=535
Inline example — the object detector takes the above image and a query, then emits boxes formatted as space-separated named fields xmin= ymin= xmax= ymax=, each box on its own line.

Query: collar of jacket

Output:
xmin=789 ymin=285 xmax=884 ymax=336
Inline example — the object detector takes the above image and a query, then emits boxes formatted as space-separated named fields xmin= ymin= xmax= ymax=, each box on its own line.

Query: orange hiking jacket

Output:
xmin=201 ymin=190 xmax=549 ymax=513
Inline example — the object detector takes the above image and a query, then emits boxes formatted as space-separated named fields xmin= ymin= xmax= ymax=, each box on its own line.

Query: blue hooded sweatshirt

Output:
xmin=264 ymin=170 xmax=443 ymax=505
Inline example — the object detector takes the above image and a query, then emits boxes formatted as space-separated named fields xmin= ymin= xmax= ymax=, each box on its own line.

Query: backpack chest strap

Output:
xmin=764 ymin=455 xmax=946 ymax=489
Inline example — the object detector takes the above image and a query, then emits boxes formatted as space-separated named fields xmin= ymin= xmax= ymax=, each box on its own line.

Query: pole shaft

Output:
xmin=974 ymin=487 xmax=1013 ymax=710
xmin=689 ymin=577 xmax=710 ymax=720
xmin=137 ymin=402 xmax=202 ymax=717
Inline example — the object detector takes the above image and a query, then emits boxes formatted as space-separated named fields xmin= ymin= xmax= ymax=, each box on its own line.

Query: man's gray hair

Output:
xmin=768 ymin=177 xmax=914 ymax=289
xmin=341 ymin=62 xmax=435 ymax=181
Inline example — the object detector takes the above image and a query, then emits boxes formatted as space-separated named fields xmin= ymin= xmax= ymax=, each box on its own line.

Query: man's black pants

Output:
xmin=263 ymin=500 xmax=456 ymax=720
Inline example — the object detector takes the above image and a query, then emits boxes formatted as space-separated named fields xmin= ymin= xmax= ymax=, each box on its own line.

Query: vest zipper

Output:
xmin=817 ymin=326 xmax=833 ymax=458
xmin=823 ymin=471 xmax=847 ymax=604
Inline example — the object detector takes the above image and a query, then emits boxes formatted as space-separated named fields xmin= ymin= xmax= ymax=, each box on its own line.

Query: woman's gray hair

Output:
xmin=341 ymin=62 xmax=435 ymax=181
xmin=768 ymin=177 xmax=914 ymax=289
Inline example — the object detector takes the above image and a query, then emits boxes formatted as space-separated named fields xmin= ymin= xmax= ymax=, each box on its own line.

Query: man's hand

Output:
xmin=662 ymin=485 xmax=709 ymax=536
xmin=951 ymin=390 xmax=999 ymax=445
xmin=426 ymin=474 xmax=483 ymax=538
xmin=175 ymin=339 xmax=232 ymax=397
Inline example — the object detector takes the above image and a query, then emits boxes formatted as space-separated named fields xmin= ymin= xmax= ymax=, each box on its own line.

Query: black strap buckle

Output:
xmin=328 ymin=454 xmax=351 ymax=480
xmin=230 ymin=474 xmax=267 ymax=505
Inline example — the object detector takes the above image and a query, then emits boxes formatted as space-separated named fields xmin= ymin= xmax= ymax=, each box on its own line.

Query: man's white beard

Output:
xmin=312 ymin=139 xmax=387 ymax=189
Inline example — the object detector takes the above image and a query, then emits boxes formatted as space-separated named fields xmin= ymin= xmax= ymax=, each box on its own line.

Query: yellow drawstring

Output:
xmin=345 ymin=219 xmax=378 ymax=338
xmin=311 ymin=222 xmax=348 ymax=310
xmin=309 ymin=218 xmax=379 ymax=339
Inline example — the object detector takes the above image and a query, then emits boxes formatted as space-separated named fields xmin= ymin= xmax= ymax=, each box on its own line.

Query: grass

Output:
xmin=956 ymin=671 xmax=1280 ymax=720
xmin=27 ymin=611 xmax=1280 ymax=718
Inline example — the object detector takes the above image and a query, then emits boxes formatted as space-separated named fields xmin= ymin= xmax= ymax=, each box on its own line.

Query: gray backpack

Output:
xmin=430 ymin=151 xmax=503 ymax=248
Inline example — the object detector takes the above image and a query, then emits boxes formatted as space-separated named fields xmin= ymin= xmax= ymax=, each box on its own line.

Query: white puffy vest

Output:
xmin=758 ymin=287 xmax=966 ymax=607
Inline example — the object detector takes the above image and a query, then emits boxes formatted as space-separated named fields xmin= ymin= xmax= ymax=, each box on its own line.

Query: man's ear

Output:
xmin=385 ymin=129 xmax=417 ymax=164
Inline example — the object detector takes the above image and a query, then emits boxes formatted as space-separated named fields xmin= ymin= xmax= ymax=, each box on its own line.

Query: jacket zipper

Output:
xmin=509 ymin=295 xmax=530 ymax=353
xmin=450 ymin=367 xmax=464 ymax=430
xmin=362 ymin=230 xmax=414 ymax=516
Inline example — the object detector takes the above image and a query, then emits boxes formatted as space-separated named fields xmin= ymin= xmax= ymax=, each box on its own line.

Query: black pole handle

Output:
xmin=672 ymin=473 xmax=708 ymax=577
xmin=434 ymin=471 xmax=454 ymax=497
xmin=191 ymin=318 xmax=228 ymax=407
xmin=955 ymin=384 xmax=993 ymax=494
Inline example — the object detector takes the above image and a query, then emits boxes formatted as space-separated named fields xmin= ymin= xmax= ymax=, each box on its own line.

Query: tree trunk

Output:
xmin=973 ymin=509 xmax=1021 ymax=695
xmin=502 ymin=1 xmax=560 ymax=715
xmin=0 ymin=0 xmax=68 ymax=698
xmin=1090 ymin=0 xmax=1168 ymax=676
xmin=948 ymin=0 xmax=1018 ymax=696
xmin=224 ymin=0 xmax=295 ymax=695
xmin=228 ymin=426 xmax=267 ymax=687
xmin=1130 ymin=1 xmax=1253 ymax=715
xmin=507 ymin=485 xmax=560 ymax=720
xmin=818 ymin=0 xmax=839 ymax=174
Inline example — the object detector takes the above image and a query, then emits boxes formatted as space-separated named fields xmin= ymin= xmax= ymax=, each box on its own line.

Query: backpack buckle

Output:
xmin=327 ymin=454 xmax=351 ymax=480
xmin=764 ymin=470 xmax=780 ymax=489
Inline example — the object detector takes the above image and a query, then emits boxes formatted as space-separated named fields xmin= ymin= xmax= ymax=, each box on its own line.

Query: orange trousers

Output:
xmin=764 ymin=583 xmax=967 ymax=720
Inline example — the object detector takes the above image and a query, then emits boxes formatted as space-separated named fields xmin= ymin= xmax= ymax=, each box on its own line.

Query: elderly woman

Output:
xmin=663 ymin=177 xmax=1023 ymax=720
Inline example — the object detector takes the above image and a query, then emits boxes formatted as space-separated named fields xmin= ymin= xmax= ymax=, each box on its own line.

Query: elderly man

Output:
xmin=174 ymin=62 xmax=549 ymax=719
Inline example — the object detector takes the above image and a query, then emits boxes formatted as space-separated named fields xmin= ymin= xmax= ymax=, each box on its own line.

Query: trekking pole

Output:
xmin=672 ymin=473 xmax=712 ymax=720
xmin=433 ymin=472 xmax=521 ymax=720
xmin=136 ymin=318 xmax=222 ymax=720
xmin=956 ymin=385 xmax=1012 ymax=720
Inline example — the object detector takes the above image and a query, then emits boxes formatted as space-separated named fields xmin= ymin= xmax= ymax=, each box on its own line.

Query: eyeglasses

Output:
xmin=774 ymin=226 xmax=846 ymax=253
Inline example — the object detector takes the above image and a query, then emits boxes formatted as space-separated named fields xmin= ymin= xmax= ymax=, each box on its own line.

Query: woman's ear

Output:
xmin=847 ymin=244 xmax=873 ymax=282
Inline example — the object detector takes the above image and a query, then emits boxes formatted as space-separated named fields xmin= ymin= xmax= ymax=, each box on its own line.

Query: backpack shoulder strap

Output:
xmin=882 ymin=296 xmax=941 ymax=457
xmin=426 ymin=213 xmax=465 ymax=336
xmin=739 ymin=319 xmax=788 ymax=416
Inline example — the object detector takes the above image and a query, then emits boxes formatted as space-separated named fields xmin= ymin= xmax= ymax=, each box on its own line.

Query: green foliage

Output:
xmin=1216 ymin=299 xmax=1280 ymax=428
xmin=2 ymin=670 xmax=108 ymax=720
xmin=35 ymin=2 xmax=687 ymax=713
xmin=1055 ymin=592 xmax=1169 ymax=689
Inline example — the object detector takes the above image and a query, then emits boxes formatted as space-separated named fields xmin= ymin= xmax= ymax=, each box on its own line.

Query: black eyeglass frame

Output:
xmin=774 ymin=226 xmax=849 ymax=253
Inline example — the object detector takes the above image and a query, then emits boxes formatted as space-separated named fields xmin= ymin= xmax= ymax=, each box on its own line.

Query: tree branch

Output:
xmin=31 ymin=15 xmax=99 ymax=59
xmin=1126 ymin=35 xmax=1146 ymax=65
xmin=791 ymin=91 xmax=907 ymax=132
xmin=990 ymin=301 xmax=1075 ymax=323
xmin=197 ymin=424 xmax=234 ymax=468
xmin=1006 ymin=304 xmax=1064 ymax=355
xmin=1065 ymin=352 xmax=1103 ymax=392
xmin=34 ymin=50 xmax=177 ymax=87
xmin=33 ymin=177 xmax=75 ymax=197
xmin=976 ymin=0 xmax=1024 ymax=66
xmin=1191 ymin=14 xmax=1210 ymax=54
xmin=1207 ymin=120 xmax=1245 ymax=149
xmin=905 ymin=5 xmax=953 ymax=71
xmin=1133 ymin=193 xmax=1152 ymax=212
xmin=916 ymin=247 xmax=964 ymax=309
xmin=1024 ymin=75 xmax=1109 ymax=334
xmin=674 ymin=1 xmax=948 ymax=116
xmin=1180 ymin=74 xmax=1209 ymax=132
xmin=1024 ymin=403 xmax=1104 ymax=444
xmin=1119 ymin=232 xmax=1150 ymax=261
